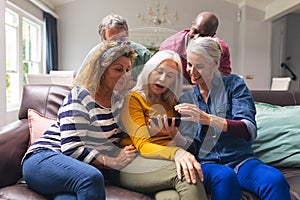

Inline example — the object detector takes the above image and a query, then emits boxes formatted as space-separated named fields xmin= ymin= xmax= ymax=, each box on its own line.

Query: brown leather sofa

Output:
xmin=0 ymin=84 xmax=299 ymax=200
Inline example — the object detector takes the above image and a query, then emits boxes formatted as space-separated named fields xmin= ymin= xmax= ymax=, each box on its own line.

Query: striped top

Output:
xmin=23 ymin=86 xmax=123 ymax=164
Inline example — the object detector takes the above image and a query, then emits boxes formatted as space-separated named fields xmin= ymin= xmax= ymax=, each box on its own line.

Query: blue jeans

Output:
xmin=22 ymin=150 xmax=105 ymax=200
xmin=202 ymin=158 xmax=291 ymax=200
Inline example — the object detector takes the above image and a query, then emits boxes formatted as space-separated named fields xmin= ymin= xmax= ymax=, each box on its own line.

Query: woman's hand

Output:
xmin=148 ymin=115 xmax=177 ymax=138
xmin=175 ymin=103 xmax=227 ymax=131
xmin=104 ymin=145 xmax=137 ymax=170
xmin=174 ymin=149 xmax=203 ymax=184
xmin=148 ymin=115 xmax=188 ymax=147
xmin=175 ymin=103 xmax=210 ymax=125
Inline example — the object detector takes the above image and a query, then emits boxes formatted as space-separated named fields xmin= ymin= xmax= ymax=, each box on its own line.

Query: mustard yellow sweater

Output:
xmin=120 ymin=91 xmax=180 ymax=160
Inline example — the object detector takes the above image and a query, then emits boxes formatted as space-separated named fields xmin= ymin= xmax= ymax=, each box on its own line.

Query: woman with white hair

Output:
xmin=108 ymin=50 xmax=207 ymax=200
xmin=175 ymin=37 xmax=291 ymax=200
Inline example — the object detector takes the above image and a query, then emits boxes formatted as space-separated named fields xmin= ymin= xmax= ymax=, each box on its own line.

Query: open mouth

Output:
xmin=155 ymin=83 xmax=165 ymax=89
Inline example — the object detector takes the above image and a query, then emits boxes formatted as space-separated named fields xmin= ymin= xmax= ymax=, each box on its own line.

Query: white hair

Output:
xmin=132 ymin=50 xmax=183 ymax=104
xmin=187 ymin=36 xmax=222 ymax=65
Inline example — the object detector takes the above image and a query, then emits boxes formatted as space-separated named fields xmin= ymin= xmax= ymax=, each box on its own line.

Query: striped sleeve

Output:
xmin=60 ymin=87 xmax=99 ymax=163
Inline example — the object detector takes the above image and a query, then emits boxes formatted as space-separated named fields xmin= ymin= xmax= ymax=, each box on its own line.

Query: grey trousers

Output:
xmin=107 ymin=155 xmax=207 ymax=200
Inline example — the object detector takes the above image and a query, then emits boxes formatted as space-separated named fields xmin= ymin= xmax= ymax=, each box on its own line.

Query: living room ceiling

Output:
xmin=40 ymin=0 xmax=300 ymax=21
xmin=42 ymin=0 xmax=275 ymax=8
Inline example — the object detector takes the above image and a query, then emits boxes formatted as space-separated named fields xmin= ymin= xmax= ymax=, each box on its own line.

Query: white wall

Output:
xmin=55 ymin=0 xmax=239 ymax=72
xmin=55 ymin=0 xmax=272 ymax=90
xmin=10 ymin=0 xmax=43 ymax=20
xmin=238 ymin=5 xmax=272 ymax=90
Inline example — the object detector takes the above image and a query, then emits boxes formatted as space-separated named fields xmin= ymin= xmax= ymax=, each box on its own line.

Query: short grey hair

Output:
xmin=187 ymin=37 xmax=222 ymax=65
xmin=98 ymin=14 xmax=129 ymax=41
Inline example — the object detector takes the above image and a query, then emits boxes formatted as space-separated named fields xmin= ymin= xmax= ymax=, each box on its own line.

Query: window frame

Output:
xmin=5 ymin=2 xmax=45 ymax=111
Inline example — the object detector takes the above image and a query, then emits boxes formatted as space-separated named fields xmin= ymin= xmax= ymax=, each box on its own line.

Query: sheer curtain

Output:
xmin=44 ymin=12 xmax=58 ymax=73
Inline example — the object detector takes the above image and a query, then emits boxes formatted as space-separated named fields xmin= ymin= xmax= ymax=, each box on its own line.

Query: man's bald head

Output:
xmin=189 ymin=12 xmax=219 ymax=39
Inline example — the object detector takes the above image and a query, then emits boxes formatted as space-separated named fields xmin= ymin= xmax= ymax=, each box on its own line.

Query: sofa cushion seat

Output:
xmin=0 ymin=182 xmax=154 ymax=200
xmin=280 ymin=168 xmax=300 ymax=200
xmin=0 ymin=183 xmax=49 ymax=200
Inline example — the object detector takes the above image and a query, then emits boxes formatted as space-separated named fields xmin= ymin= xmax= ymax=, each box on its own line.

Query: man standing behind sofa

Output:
xmin=98 ymin=14 xmax=152 ymax=84
xmin=160 ymin=11 xmax=231 ymax=83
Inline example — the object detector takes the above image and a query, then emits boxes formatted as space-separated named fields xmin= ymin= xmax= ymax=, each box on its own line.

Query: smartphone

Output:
xmin=150 ymin=117 xmax=181 ymax=127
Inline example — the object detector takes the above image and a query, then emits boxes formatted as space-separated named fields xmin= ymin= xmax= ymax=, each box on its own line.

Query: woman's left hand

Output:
xmin=174 ymin=149 xmax=203 ymax=184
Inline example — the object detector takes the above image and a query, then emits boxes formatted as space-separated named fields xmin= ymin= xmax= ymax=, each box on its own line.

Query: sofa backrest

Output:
xmin=18 ymin=84 xmax=71 ymax=119
xmin=251 ymin=90 xmax=300 ymax=106
xmin=18 ymin=86 xmax=300 ymax=120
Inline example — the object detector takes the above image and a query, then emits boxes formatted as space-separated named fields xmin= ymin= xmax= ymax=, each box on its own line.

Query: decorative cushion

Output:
xmin=252 ymin=102 xmax=300 ymax=167
xmin=27 ymin=109 xmax=56 ymax=145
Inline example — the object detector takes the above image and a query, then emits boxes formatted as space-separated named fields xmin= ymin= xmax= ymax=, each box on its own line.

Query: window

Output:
xmin=5 ymin=4 xmax=44 ymax=110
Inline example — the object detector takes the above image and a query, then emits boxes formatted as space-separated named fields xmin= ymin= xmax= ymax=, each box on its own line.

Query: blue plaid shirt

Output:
xmin=179 ymin=74 xmax=257 ymax=170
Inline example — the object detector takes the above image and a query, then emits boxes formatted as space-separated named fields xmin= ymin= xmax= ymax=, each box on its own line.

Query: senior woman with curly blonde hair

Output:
xmin=22 ymin=41 xmax=137 ymax=200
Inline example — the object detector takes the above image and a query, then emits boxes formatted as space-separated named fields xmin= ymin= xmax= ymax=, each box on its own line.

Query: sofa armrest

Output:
xmin=0 ymin=120 xmax=29 ymax=187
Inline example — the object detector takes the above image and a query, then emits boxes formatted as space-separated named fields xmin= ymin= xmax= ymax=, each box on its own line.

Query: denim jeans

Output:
xmin=22 ymin=149 xmax=105 ymax=200
xmin=202 ymin=158 xmax=291 ymax=200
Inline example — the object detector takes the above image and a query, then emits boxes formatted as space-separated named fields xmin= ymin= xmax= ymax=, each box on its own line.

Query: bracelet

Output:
xmin=102 ymin=156 xmax=106 ymax=168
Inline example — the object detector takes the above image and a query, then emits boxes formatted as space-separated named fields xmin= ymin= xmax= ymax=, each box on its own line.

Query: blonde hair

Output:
xmin=132 ymin=50 xmax=183 ymax=105
xmin=74 ymin=41 xmax=136 ymax=96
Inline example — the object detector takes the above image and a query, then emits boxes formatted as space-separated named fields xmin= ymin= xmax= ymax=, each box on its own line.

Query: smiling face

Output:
xmin=186 ymin=52 xmax=216 ymax=87
xmin=148 ymin=59 xmax=179 ymax=100
xmin=101 ymin=55 xmax=132 ymax=91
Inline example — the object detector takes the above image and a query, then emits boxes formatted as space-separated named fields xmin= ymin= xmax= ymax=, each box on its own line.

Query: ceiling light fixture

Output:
xmin=137 ymin=0 xmax=178 ymax=26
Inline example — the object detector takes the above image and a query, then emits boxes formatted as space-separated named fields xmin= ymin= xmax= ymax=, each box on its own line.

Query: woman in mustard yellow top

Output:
xmin=108 ymin=50 xmax=207 ymax=200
